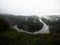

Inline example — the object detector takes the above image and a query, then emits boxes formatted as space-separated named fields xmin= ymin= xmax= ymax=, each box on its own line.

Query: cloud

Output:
xmin=0 ymin=0 xmax=60 ymax=16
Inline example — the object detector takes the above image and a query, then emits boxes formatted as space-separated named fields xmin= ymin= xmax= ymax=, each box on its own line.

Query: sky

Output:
xmin=0 ymin=0 xmax=60 ymax=16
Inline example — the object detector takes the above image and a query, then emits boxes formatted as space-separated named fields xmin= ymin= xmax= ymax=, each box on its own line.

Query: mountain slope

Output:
xmin=41 ymin=15 xmax=60 ymax=33
xmin=0 ymin=14 xmax=43 ymax=33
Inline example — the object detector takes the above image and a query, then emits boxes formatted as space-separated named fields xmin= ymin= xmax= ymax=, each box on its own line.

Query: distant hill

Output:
xmin=0 ymin=14 xmax=60 ymax=33
xmin=41 ymin=15 xmax=60 ymax=33
xmin=0 ymin=14 xmax=43 ymax=33
xmin=41 ymin=15 xmax=60 ymax=25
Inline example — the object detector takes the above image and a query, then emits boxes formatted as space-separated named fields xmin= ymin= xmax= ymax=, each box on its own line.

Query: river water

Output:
xmin=11 ymin=17 xmax=49 ymax=34
xmin=34 ymin=18 xmax=49 ymax=34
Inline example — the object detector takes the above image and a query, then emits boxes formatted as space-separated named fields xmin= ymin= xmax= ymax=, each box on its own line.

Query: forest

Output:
xmin=0 ymin=15 xmax=60 ymax=45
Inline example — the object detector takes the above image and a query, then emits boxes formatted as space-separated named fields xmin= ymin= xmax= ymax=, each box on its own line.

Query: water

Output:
xmin=11 ymin=25 xmax=33 ymax=34
xmin=11 ymin=18 xmax=49 ymax=34
xmin=34 ymin=18 xmax=49 ymax=34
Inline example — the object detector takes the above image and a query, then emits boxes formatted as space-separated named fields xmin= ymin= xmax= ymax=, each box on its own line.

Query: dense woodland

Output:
xmin=0 ymin=15 xmax=60 ymax=45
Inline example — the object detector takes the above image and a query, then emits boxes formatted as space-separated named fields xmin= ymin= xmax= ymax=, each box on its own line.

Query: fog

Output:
xmin=0 ymin=0 xmax=60 ymax=16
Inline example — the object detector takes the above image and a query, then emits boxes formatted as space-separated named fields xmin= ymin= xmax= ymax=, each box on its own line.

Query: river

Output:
xmin=11 ymin=17 xmax=49 ymax=34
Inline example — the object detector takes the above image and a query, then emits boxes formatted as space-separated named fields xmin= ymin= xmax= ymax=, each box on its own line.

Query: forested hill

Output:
xmin=0 ymin=14 xmax=60 ymax=33
xmin=0 ymin=14 xmax=43 ymax=32
xmin=41 ymin=15 xmax=60 ymax=33
xmin=0 ymin=14 xmax=60 ymax=45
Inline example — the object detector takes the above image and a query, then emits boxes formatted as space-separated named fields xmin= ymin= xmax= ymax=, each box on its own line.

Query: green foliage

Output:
xmin=2 ymin=32 xmax=60 ymax=45
xmin=18 ymin=18 xmax=43 ymax=32
xmin=49 ymin=25 xmax=60 ymax=33
xmin=0 ymin=16 xmax=60 ymax=45
xmin=0 ymin=18 xmax=10 ymax=33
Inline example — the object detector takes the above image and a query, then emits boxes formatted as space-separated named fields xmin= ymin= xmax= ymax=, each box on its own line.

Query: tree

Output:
xmin=0 ymin=18 xmax=9 ymax=33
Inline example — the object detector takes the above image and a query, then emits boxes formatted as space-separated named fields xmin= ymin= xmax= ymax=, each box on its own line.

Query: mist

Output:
xmin=0 ymin=0 xmax=60 ymax=16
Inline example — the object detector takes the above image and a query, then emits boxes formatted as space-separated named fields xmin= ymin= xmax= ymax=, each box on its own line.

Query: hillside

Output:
xmin=41 ymin=15 xmax=60 ymax=33
xmin=0 ymin=14 xmax=60 ymax=45
xmin=0 ymin=14 xmax=43 ymax=33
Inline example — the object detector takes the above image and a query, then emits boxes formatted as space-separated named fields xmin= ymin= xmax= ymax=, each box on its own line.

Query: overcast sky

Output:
xmin=0 ymin=0 xmax=60 ymax=16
